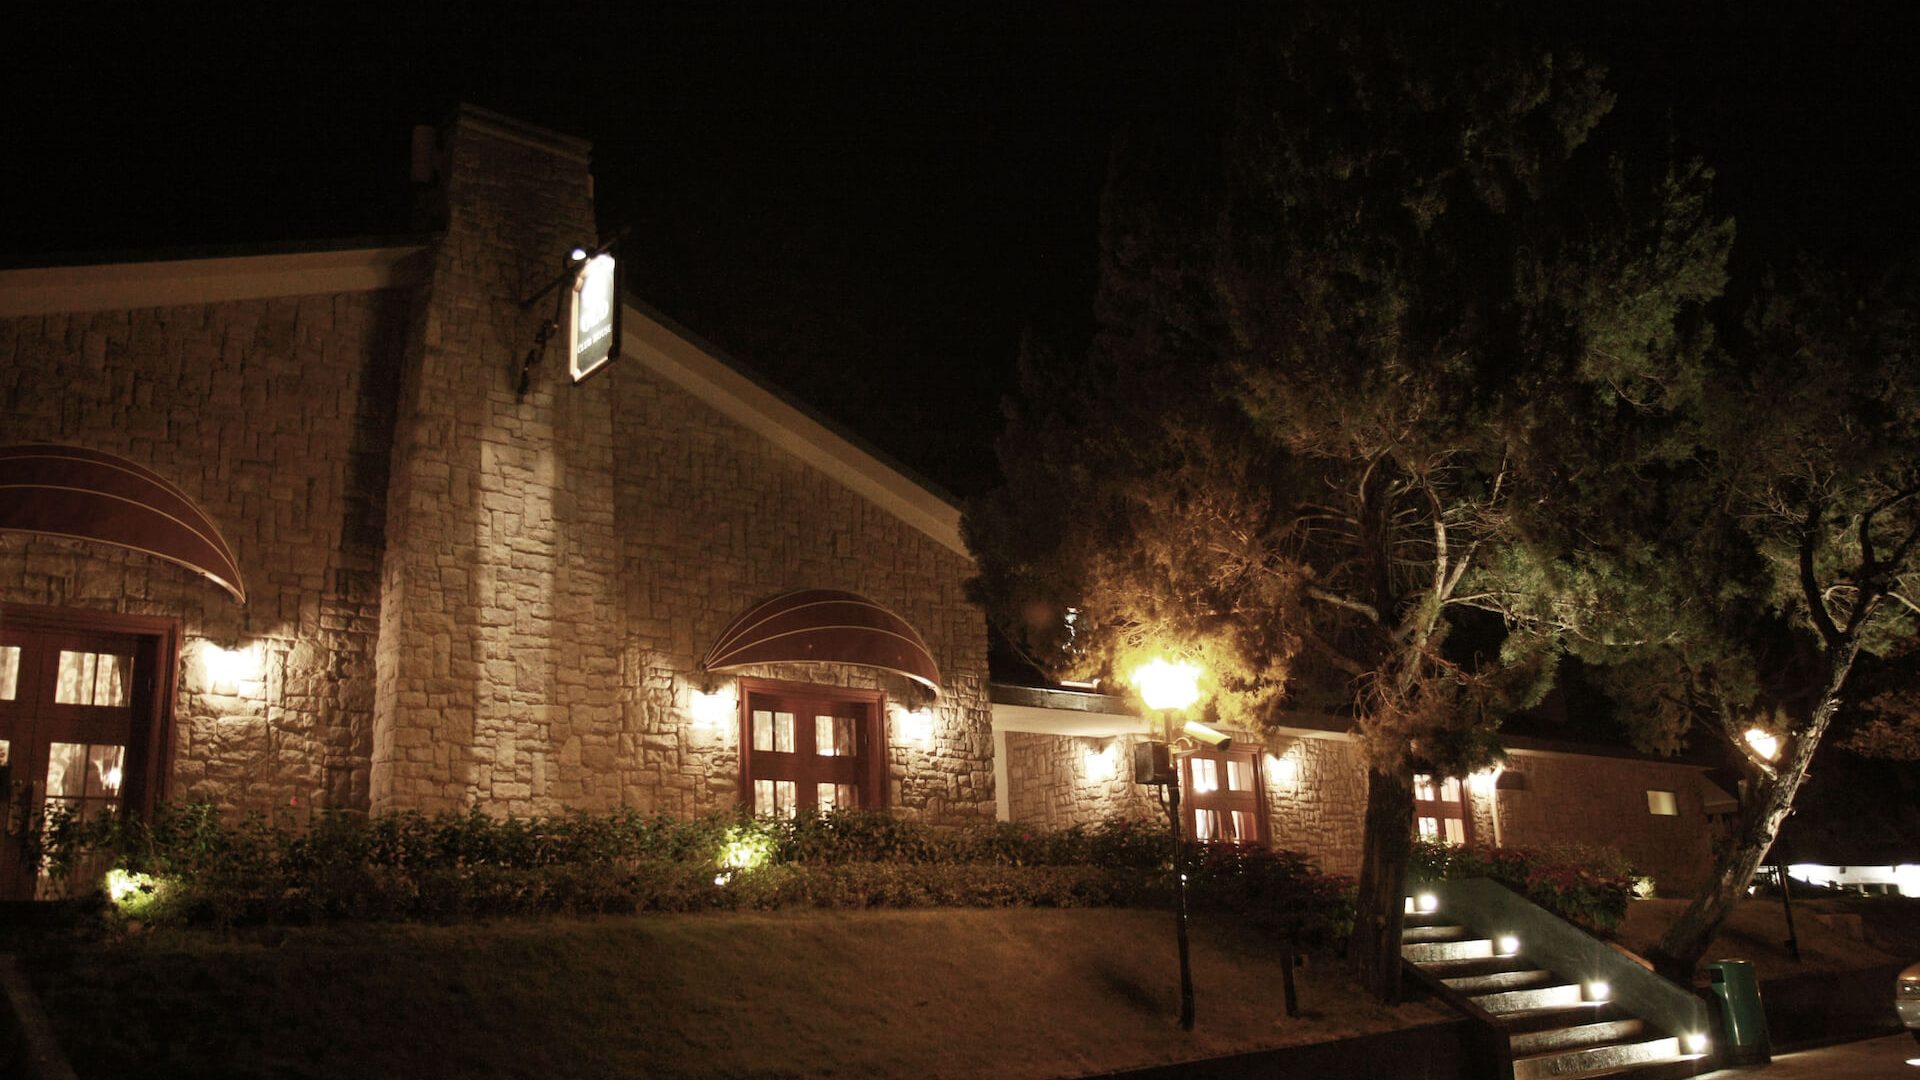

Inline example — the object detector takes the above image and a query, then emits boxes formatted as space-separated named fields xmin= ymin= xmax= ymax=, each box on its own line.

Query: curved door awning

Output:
xmin=0 ymin=444 xmax=247 ymax=603
xmin=701 ymin=589 xmax=941 ymax=695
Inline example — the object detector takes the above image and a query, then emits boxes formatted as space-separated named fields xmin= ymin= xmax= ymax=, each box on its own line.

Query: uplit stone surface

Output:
xmin=0 ymin=288 xmax=406 ymax=812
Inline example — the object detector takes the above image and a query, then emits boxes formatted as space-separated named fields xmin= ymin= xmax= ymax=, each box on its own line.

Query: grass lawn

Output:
xmin=1617 ymin=896 xmax=1920 ymax=983
xmin=15 ymin=908 xmax=1446 ymax=1079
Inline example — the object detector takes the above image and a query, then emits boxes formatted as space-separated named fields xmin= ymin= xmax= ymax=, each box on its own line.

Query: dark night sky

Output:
xmin=5 ymin=3 xmax=1917 ymax=497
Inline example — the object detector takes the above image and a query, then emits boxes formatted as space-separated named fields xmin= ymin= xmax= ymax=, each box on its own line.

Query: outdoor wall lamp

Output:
xmin=1083 ymin=739 xmax=1120 ymax=783
xmin=688 ymin=676 xmax=736 ymax=734
xmin=196 ymin=639 xmax=262 ymax=696
xmin=893 ymin=705 xmax=935 ymax=750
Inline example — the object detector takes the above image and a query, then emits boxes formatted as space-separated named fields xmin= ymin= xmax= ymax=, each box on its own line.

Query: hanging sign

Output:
xmin=568 ymin=252 xmax=620 ymax=382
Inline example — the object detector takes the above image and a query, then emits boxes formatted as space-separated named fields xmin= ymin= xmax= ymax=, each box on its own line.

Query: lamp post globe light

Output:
xmin=1130 ymin=656 xmax=1204 ymax=1031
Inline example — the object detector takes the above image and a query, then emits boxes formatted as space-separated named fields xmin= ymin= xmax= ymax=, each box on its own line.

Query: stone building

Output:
xmin=0 ymin=106 xmax=1723 ymax=900
xmin=993 ymin=685 xmax=1726 ymax=896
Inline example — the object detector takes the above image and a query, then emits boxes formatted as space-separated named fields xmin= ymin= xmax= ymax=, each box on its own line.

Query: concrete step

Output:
xmin=1401 ymin=937 xmax=1493 ymax=964
xmin=1402 ymin=923 xmax=1473 ymax=944
xmin=1415 ymin=953 xmax=1539 ymax=981
xmin=1471 ymin=982 xmax=1584 ymax=1015
xmin=1404 ymin=908 xmax=1450 ymax=928
xmin=1496 ymin=1002 xmax=1631 ymax=1034
xmin=1509 ymin=1018 xmax=1648 ymax=1058
xmin=1540 ymin=1054 xmax=1705 ymax=1080
xmin=1512 ymin=1036 xmax=1680 ymax=1080
xmin=1444 ymin=968 xmax=1558 ymax=996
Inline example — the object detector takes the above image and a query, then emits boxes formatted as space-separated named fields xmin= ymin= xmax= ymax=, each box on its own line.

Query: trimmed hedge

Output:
xmin=1409 ymin=838 xmax=1637 ymax=934
xmin=49 ymin=805 xmax=1352 ymax=942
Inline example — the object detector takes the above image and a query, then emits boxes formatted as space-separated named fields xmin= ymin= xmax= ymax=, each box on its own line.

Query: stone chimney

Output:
xmin=371 ymin=105 xmax=621 ymax=814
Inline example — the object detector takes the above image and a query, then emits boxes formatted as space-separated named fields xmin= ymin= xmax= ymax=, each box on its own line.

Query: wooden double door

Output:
xmin=0 ymin=607 xmax=175 ymax=900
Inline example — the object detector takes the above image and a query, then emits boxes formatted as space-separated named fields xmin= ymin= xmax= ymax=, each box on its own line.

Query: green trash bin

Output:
xmin=1706 ymin=959 xmax=1771 ymax=1065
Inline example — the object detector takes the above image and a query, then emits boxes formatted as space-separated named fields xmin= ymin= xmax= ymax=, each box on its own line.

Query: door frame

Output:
xmin=0 ymin=602 xmax=181 ymax=816
xmin=734 ymin=676 xmax=889 ymax=813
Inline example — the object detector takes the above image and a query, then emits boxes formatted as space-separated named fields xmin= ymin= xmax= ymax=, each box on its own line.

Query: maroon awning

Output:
xmin=0 ymin=444 xmax=247 ymax=603
xmin=701 ymin=589 xmax=942 ymax=694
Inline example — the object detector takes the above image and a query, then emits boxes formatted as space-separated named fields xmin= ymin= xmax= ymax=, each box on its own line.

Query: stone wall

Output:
xmin=1001 ymin=728 xmax=1372 ymax=875
xmin=1494 ymin=750 xmax=1716 ymax=896
xmin=1264 ymin=734 xmax=1370 ymax=876
xmin=1000 ymin=727 xmax=1719 ymax=891
xmin=0 ymin=289 xmax=408 ymax=811
xmin=1002 ymin=732 xmax=1155 ymax=828
xmin=609 ymin=362 xmax=996 ymax=822
xmin=370 ymin=107 xmax=620 ymax=814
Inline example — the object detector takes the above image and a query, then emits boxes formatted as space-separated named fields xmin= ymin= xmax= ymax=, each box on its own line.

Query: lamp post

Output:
xmin=1132 ymin=657 xmax=1204 ymax=1032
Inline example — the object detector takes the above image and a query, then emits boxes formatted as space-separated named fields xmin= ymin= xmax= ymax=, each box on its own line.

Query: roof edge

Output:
xmin=620 ymin=300 xmax=970 ymax=560
xmin=0 ymin=241 xmax=431 ymax=318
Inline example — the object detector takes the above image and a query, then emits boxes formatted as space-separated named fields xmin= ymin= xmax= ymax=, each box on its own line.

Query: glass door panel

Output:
xmin=0 ymin=646 xmax=19 ymax=700
xmin=0 ymin=622 xmax=147 ymax=900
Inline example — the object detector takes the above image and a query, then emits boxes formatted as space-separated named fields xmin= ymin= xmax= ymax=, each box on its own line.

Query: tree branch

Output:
xmin=1305 ymin=586 xmax=1382 ymax=624
xmin=1859 ymin=482 xmax=1920 ymax=572
xmin=1800 ymin=497 xmax=1843 ymax=647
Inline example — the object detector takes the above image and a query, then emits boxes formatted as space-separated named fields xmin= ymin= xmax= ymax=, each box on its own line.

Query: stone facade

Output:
xmin=612 ymin=365 xmax=993 ymax=820
xmin=0 ymin=290 xmax=407 ymax=810
xmin=1002 ymin=724 xmax=1720 ymax=891
xmin=1264 ymin=734 xmax=1371 ymax=876
xmin=1001 ymin=726 xmax=1373 ymax=876
xmin=1003 ymin=732 xmax=1155 ymax=828
xmin=369 ymin=110 xmax=621 ymax=814
xmin=0 ymin=106 xmax=994 ymax=825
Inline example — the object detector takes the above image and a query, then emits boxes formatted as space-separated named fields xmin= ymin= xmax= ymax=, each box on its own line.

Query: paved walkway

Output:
xmin=1702 ymin=1033 xmax=1919 ymax=1079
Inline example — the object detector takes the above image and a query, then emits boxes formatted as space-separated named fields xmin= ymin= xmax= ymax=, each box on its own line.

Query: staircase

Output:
xmin=1402 ymin=902 xmax=1708 ymax=1080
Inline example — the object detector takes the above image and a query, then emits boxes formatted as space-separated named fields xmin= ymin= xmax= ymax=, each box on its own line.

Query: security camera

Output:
xmin=1180 ymin=720 xmax=1233 ymax=751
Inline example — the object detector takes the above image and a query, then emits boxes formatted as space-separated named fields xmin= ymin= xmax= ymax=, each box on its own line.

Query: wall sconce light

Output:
xmin=196 ymin=640 xmax=261 ymax=695
xmin=688 ymin=679 xmax=737 ymax=734
xmin=1266 ymin=753 xmax=1299 ymax=787
xmin=895 ymin=706 xmax=935 ymax=750
xmin=1469 ymin=765 xmax=1504 ymax=796
xmin=1084 ymin=739 xmax=1120 ymax=783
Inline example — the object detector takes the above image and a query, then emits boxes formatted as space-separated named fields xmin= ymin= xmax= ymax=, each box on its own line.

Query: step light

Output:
xmin=1417 ymin=893 xmax=1439 ymax=913
xmin=1496 ymin=935 xmax=1520 ymax=956
xmin=1584 ymin=980 xmax=1610 ymax=1002
xmin=1684 ymin=1033 xmax=1709 ymax=1055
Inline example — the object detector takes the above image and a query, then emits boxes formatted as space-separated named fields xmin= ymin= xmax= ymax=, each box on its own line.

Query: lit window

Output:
xmin=1412 ymin=772 xmax=1474 ymax=845
xmin=1647 ymin=790 xmax=1678 ymax=816
xmin=1226 ymin=758 xmax=1253 ymax=792
xmin=1191 ymin=758 xmax=1219 ymax=794
xmin=1182 ymin=746 xmax=1264 ymax=845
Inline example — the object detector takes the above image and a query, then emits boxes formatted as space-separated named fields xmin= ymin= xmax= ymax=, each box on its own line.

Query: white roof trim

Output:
xmin=992 ymin=703 xmax=1149 ymax=738
xmin=1503 ymin=745 xmax=1711 ymax=769
xmin=621 ymin=303 xmax=971 ymax=559
xmin=0 ymin=246 xmax=430 ymax=318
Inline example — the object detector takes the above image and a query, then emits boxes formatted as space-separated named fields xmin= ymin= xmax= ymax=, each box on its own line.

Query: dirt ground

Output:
xmin=1616 ymin=896 xmax=1920 ymax=983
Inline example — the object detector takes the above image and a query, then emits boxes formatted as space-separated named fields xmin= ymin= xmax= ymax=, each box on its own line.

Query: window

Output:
xmin=1182 ymin=746 xmax=1265 ymax=845
xmin=1646 ymin=789 xmax=1678 ymax=816
xmin=737 ymin=679 xmax=886 ymax=818
xmin=1413 ymin=773 xmax=1473 ymax=844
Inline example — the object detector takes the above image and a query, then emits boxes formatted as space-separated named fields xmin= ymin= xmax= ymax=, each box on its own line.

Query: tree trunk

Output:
xmin=1350 ymin=766 xmax=1415 ymax=1002
xmin=1647 ymin=642 xmax=1858 ymax=980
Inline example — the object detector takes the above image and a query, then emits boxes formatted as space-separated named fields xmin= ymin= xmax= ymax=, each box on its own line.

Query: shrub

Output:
xmin=1410 ymin=837 xmax=1637 ymax=934
xmin=46 ymin=805 xmax=1345 ymax=938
